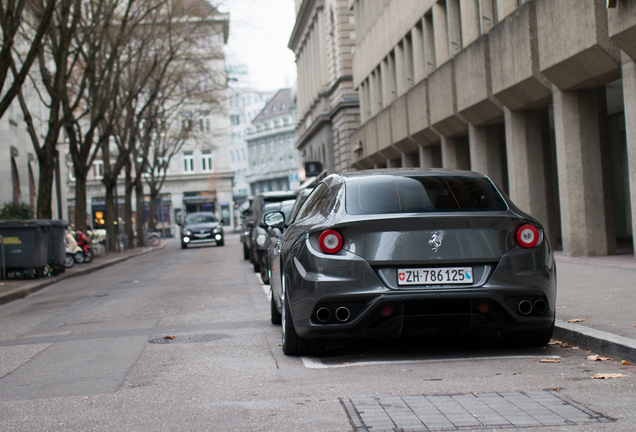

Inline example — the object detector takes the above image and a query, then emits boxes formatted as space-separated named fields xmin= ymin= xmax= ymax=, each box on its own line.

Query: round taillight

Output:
xmin=516 ymin=224 xmax=539 ymax=248
xmin=318 ymin=229 xmax=343 ymax=254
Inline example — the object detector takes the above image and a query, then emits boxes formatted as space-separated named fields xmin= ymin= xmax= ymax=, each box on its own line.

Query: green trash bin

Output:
xmin=0 ymin=220 xmax=50 ymax=279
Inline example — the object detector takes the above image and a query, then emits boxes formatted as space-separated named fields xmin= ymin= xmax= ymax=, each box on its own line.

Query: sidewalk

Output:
xmin=0 ymin=241 xmax=167 ymax=306
xmin=553 ymin=251 xmax=636 ymax=363
xmin=0 ymin=241 xmax=634 ymax=362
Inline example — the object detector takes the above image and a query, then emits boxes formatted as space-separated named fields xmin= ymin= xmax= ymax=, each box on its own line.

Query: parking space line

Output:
xmin=255 ymin=274 xmax=269 ymax=298
xmin=302 ymin=355 xmax=561 ymax=369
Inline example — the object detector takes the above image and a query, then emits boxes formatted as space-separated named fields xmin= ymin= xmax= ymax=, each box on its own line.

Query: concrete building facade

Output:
xmin=289 ymin=0 xmax=360 ymax=174
xmin=228 ymin=89 xmax=272 ymax=206
xmin=245 ymin=88 xmax=302 ymax=194
xmin=347 ymin=0 xmax=636 ymax=258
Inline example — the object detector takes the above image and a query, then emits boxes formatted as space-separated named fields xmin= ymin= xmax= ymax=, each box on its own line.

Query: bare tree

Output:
xmin=0 ymin=0 xmax=57 ymax=119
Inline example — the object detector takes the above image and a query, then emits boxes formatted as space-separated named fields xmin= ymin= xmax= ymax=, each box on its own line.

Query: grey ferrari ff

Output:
xmin=265 ymin=169 xmax=556 ymax=356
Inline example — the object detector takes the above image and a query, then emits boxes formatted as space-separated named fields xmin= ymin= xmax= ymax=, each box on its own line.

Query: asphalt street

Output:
xmin=0 ymin=235 xmax=634 ymax=431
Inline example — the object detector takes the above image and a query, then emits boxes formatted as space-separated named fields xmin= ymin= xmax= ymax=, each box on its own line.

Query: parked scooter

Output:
xmin=74 ymin=229 xmax=95 ymax=263
xmin=66 ymin=230 xmax=84 ymax=265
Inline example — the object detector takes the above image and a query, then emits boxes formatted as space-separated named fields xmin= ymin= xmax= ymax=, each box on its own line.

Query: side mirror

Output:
xmin=263 ymin=211 xmax=285 ymax=229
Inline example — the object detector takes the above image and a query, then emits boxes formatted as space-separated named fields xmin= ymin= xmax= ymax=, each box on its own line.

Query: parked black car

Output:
xmin=262 ymin=188 xmax=314 ymax=286
xmin=180 ymin=212 xmax=224 ymax=249
xmin=266 ymin=169 xmax=556 ymax=356
xmin=242 ymin=190 xmax=298 ymax=270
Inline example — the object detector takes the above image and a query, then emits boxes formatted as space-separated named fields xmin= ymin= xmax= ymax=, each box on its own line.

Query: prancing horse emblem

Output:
xmin=429 ymin=231 xmax=443 ymax=253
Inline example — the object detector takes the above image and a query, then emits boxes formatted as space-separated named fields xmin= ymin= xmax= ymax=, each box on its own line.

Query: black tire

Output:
xmin=64 ymin=254 xmax=75 ymax=269
xmin=84 ymin=249 xmax=95 ymax=264
xmin=260 ymin=254 xmax=269 ymax=284
xmin=503 ymin=320 xmax=555 ymax=347
xmin=281 ymin=290 xmax=325 ymax=356
xmin=217 ymin=239 xmax=224 ymax=247
xmin=253 ymin=251 xmax=261 ymax=273
xmin=181 ymin=242 xmax=188 ymax=249
xmin=270 ymin=288 xmax=281 ymax=325
xmin=73 ymin=251 xmax=84 ymax=264
xmin=243 ymin=243 xmax=249 ymax=260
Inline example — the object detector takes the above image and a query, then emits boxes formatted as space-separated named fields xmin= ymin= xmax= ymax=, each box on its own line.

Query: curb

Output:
xmin=554 ymin=319 xmax=636 ymax=363
xmin=0 ymin=242 xmax=167 ymax=306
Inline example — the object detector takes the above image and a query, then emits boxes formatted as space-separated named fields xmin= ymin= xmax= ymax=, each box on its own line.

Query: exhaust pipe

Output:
xmin=518 ymin=300 xmax=533 ymax=315
xmin=533 ymin=300 xmax=548 ymax=315
xmin=335 ymin=306 xmax=351 ymax=322
xmin=316 ymin=307 xmax=331 ymax=323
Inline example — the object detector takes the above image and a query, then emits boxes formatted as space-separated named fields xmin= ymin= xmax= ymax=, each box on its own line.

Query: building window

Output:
xmin=201 ymin=150 xmax=213 ymax=172
xmin=241 ymin=149 xmax=246 ymax=161
xmin=183 ymin=151 xmax=194 ymax=172
xmin=93 ymin=160 xmax=104 ymax=178
xmin=269 ymin=140 xmax=274 ymax=153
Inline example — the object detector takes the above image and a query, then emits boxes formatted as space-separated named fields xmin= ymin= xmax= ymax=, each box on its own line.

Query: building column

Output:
xmin=504 ymin=109 xmax=559 ymax=247
xmin=622 ymin=57 xmax=636 ymax=255
xmin=441 ymin=136 xmax=470 ymax=170
xmin=553 ymin=87 xmax=616 ymax=257
xmin=419 ymin=146 xmax=436 ymax=168
xmin=468 ymin=123 xmax=505 ymax=189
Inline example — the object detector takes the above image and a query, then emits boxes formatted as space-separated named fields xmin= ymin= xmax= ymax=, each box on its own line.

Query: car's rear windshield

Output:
xmin=185 ymin=213 xmax=218 ymax=224
xmin=345 ymin=175 xmax=507 ymax=215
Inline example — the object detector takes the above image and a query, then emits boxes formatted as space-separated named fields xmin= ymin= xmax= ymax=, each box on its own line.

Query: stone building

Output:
xmin=245 ymin=88 xmax=302 ymax=194
xmin=228 ymin=88 xmax=273 ymax=206
xmin=289 ymin=0 xmax=360 ymax=174
xmin=347 ymin=0 xmax=636 ymax=258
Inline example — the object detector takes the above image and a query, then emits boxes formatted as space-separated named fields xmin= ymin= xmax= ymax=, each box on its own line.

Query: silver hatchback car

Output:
xmin=266 ymin=169 xmax=556 ymax=356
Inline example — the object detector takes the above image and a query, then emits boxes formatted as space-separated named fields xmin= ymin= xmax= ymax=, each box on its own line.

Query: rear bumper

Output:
xmin=286 ymin=241 xmax=556 ymax=340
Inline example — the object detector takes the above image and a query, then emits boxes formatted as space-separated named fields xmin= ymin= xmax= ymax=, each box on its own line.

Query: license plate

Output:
xmin=397 ymin=267 xmax=473 ymax=285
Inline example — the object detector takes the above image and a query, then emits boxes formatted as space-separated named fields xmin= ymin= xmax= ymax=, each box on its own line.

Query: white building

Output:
xmin=245 ymin=88 xmax=302 ymax=194
xmin=228 ymin=89 xmax=274 ymax=206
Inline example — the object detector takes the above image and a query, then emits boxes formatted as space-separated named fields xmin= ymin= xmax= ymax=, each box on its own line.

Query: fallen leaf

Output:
xmin=592 ymin=373 xmax=630 ymax=380
xmin=560 ymin=342 xmax=574 ymax=348
xmin=402 ymin=369 xmax=407 ymax=372
xmin=586 ymin=354 xmax=613 ymax=361
xmin=278 ymin=343 xmax=282 ymax=346
xmin=164 ymin=335 xmax=175 ymax=339
xmin=540 ymin=359 xmax=561 ymax=363
xmin=622 ymin=361 xmax=631 ymax=365
xmin=567 ymin=318 xmax=585 ymax=323
xmin=548 ymin=340 xmax=562 ymax=345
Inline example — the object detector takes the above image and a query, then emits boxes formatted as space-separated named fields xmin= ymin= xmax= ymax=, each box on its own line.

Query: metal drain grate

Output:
xmin=341 ymin=390 xmax=614 ymax=432
xmin=148 ymin=334 xmax=231 ymax=344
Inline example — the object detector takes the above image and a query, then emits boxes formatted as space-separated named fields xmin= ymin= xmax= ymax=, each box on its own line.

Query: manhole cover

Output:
xmin=341 ymin=390 xmax=613 ymax=432
xmin=148 ymin=334 xmax=231 ymax=344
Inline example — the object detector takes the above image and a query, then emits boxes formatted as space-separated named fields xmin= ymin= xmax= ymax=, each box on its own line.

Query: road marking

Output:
xmin=256 ymin=274 xmax=269 ymax=298
xmin=302 ymin=355 xmax=562 ymax=369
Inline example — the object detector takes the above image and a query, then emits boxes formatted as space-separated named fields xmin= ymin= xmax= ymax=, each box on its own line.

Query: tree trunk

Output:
xmin=74 ymin=167 xmax=88 ymax=232
xmin=135 ymin=178 xmax=146 ymax=247
xmin=148 ymin=191 xmax=158 ymax=231
xmin=124 ymin=159 xmax=135 ymax=249
xmin=104 ymin=181 xmax=117 ymax=252
xmin=36 ymin=144 xmax=56 ymax=219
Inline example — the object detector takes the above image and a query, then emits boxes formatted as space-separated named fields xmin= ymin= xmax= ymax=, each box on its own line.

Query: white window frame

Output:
xmin=183 ymin=152 xmax=195 ymax=173
xmin=201 ymin=151 xmax=213 ymax=172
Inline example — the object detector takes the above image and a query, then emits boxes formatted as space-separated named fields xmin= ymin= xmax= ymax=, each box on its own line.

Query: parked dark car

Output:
xmin=243 ymin=190 xmax=298 ymax=270
xmin=180 ymin=212 xmax=224 ymax=249
xmin=262 ymin=188 xmax=314 ymax=286
xmin=266 ymin=169 xmax=557 ymax=356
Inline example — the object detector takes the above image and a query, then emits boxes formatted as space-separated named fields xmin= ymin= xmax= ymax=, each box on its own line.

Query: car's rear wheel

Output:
xmin=243 ymin=243 xmax=249 ymax=260
xmin=270 ymin=288 xmax=281 ymax=325
xmin=252 ymin=252 xmax=260 ymax=273
xmin=502 ymin=319 xmax=555 ymax=347
xmin=260 ymin=254 xmax=269 ymax=284
xmin=281 ymin=289 xmax=325 ymax=356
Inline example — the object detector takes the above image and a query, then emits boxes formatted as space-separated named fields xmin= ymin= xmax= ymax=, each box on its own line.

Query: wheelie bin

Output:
xmin=0 ymin=220 xmax=50 ymax=278
xmin=46 ymin=220 xmax=67 ymax=275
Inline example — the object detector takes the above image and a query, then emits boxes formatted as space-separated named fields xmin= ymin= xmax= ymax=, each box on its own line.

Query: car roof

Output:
xmin=339 ymin=168 xmax=489 ymax=180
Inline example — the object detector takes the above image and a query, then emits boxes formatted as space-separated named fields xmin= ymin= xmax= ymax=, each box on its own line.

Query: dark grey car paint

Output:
xmin=270 ymin=169 xmax=556 ymax=341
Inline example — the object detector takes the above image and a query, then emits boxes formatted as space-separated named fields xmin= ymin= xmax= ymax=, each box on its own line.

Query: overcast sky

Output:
xmin=218 ymin=0 xmax=298 ymax=92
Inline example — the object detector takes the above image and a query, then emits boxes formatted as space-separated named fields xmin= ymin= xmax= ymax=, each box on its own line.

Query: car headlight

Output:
xmin=256 ymin=234 xmax=267 ymax=246
xmin=182 ymin=229 xmax=192 ymax=236
xmin=213 ymin=226 xmax=223 ymax=233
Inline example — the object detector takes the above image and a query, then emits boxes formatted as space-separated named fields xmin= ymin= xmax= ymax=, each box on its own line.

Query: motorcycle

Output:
xmin=74 ymin=229 xmax=95 ymax=264
xmin=66 ymin=230 xmax=84 ymax=265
